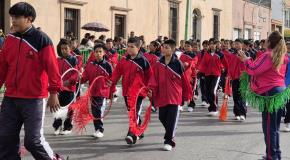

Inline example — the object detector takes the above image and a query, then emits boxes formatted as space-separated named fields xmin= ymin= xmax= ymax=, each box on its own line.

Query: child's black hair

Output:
xmin=235 ymin=38 xmax=244 ymax=44
xmin=243 ymin=40 xmax=251 ymax=46
xmin=128 ymin=37 xmax=141 ymax=47
xmin=164 ymin=39 xmax=176 ymax=49
xmin=106 ymin=38 xmax=113 ymax=43
xmin=202 ymin=40 xmax=209 ymax=45
xmin=89 ymin=35 xmax=95 ymax=40
xmin=9 ymin=2 xmax=36 ymax=22
xmin=57 ymin=39 xmax=70 ymax=57
xmin=150 ymin=41 xmax=160 ymax=48
xmin=185 ymin=40 xmax=193 ymax=46
xmin=94 ymin=43 xmax=106 ymax=51
xmin=209 ymin=38 xmax=218 ymax=44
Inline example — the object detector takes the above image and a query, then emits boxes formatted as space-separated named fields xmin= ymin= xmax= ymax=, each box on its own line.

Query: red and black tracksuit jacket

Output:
xmin=223 ymin=49 xmax=245 ymax=80
xmin=111 ymin=52 xmax=153 ymax=97
xmin=198 ymin=50 xmax=228 ymax=76
xmin=148 ymin=55 xmax=192 ymax=107
xmin=105 ymin=48 xmax=119 ymax=68
xmin=81 ymin=59 xmax=113 ymax=98
xmin=0 ymin=26 xmax=61 ymax=98
xmin=71 ymin=49 xmax=83 ymax=71
xmin=180 ymin=51 xmax=198 ymax=79
xmin=57 ymin=55 xmax=78 ymax=92
xmin=144 ymin=51 xmax=162 ymax=66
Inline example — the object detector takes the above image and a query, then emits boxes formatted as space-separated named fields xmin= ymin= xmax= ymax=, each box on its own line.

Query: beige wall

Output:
xmin=232 ymin=0 xmax=271 ymax=40
xmin=5 ymin=0 xmax=233 ymax=46
xmin=190 ymin=0 xmax=233 ymax=41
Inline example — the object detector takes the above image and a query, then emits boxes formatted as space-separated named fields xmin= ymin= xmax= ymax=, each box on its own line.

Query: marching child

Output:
xmin=199 ymin=38 xmax=228 ymax=116
xmin=179 ymin=40 xmax=198 ymax=112
xmin=110 ymin=37 xmax=152 ymax=145
xmin=283 ymin=42 xmax=290 ymax=132
xmin=148 ymin=39 xmax=192 ymax=151
xmin=53 ymin=39 xmax=78 ymax=135
xmin=81 ymin=43 xmax=113 ymax=138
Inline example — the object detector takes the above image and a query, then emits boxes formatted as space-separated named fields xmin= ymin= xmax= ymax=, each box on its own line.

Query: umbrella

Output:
xmin=81 ymin=22 xmax=110 ymax=32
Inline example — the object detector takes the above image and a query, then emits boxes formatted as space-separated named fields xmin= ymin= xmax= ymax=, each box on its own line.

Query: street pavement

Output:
xmin=20 ymin=92 xmax=290 ymax=160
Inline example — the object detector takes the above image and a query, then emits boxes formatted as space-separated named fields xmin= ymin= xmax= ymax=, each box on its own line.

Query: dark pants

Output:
xmin=284 ymin=101 xmax=290 ymax=123
xmin=232 ymin=79 xmax=247 ymax=117
xmin=205 ymin=75 xmax=220 ymax=112
xmin=261 ymin=87 xmax=285 ymax=160
xmin=159 ymin=105 xmax=179 ymax=147
xmin=53 ymin=91 xmax=74 ymax=131
xmin=188 ymin=78 xmax=197 ymax=108
xmin=0 ymin=97 xmax=54 ymax=160
xmin=219 ymin=70 xmax=227 ymax=92
xmin=124 ymin=96 xmax=143 ymax=138
xmin=91 ymin=97 xmax=106 ymax=133
xmin=198 ymin=73 xmax=208 ymax=103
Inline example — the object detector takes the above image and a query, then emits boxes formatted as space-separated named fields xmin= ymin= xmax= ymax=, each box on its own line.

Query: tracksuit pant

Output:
xmin=0 ymin=97 xmax=55 ymax=160
xmin=124 ymin=96 xmax=143 ymax=139
xmin=53 ymin=91 xmax=74 ymax=131
xmin=188 ymin=77 xmax=197 ymax=108
xmin=159 ymin=105 xmax=180 ymax=147
xmin=91 ymin=97 xmax=106 ymax=133
xmin=284 ymin=101 xmax=290 ymax=124
xmin=232 ymin=79 xmax=247 ymax=117
xmin=261 ymin=87 xmax=285 ymax=160
xmin=205 ymin=75 xmax=220 ymax=112
xmin=198 ymin=73 xmax=208 ymax=103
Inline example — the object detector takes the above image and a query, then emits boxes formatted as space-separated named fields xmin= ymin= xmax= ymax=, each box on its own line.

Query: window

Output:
xmin=64 ymin=8 xmax=79 ymax=38
xmin=0 ymin=0 xmax=4 ymax=30
xmin=254 ymin=31 xmax=261 ymax=41
xmin=192 ymin=8 xmax=201 ymax=40
xmin=244 ymin=29 xmax=251 ymax=39
xmin=212 ymin=9 xmax=221 ymax=39
xmin=233 ymin=28 xmax=241 ymax=40
xmin=169 ymin=2 xmax=179 ymax=41
xmin=115 ymin=15 xmax=126 ymax=38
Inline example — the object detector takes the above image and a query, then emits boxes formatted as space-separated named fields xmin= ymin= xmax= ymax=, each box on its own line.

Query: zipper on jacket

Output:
xmin=15 ymin=35 xmax=23 ymax=93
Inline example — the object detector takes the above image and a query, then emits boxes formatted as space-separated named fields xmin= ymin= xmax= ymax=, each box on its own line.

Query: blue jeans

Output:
xmin=261 ymin=87 xmax=285 ymax=160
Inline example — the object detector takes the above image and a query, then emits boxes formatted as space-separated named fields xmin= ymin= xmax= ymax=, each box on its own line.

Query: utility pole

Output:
xmin=184 ymin=0 xmax=190 ymax=40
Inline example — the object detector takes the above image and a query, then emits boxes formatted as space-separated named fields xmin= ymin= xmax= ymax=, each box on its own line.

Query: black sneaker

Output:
xmin=138 ymin=133 xmax=145 ymax=140
xmin=125 ymin=135 xmax=134 ymax=145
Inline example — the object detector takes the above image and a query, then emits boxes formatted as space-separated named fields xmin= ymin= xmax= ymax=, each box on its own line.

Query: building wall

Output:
xmin=232 ymin=0 xmax=271 ymax=40
xmin=188 ymin=0 xmax=233 ymax=41
xmin=5 ymin=0 xmax=187 ymax=45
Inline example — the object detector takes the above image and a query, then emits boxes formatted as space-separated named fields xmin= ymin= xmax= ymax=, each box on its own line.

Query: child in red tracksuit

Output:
xmin=223 ymin=39 xmax=247 ymax=121
xmin=105 ymin=38 xmax=119 ymax=68
xmin=110 ymin=37 xmax=152 ymax=145
xmin=199 ymin=38 xmax=228 ymax=116
xmin=179 ymin=40 xmax=198 ymax=112
xmin=197 ymin=40 xmax=210 ymax=106
xmin=144 ymin=41 xmax=162 ymax=112
xmin=53 ymin=39 xmax=79 ymax=135
xmin=148 ymin=39 xmax=192 ymax=151
xmin=144 ymin=41 xmax=162 ymax=66
xmin=81 ymin=43 xmax=113 ymax=138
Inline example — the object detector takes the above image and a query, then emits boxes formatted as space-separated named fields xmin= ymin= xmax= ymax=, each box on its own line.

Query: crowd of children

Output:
xmin=49 ymin=30 xmax=290 ymax=150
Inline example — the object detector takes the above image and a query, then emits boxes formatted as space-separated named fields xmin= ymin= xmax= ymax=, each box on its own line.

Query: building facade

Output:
xmin=0 ymin=0 xmax=235 ymax=45
xmin=232 ymin=0 xmax=271 ymax=41
xmin=271 ymin=0 xmax=283 ymax=33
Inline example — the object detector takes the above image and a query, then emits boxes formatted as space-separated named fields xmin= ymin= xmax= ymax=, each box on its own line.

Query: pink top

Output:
xmin=244 ymin=50 xmax=287 ymax=94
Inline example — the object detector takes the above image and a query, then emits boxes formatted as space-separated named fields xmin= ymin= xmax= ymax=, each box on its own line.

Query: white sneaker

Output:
xmin=284 ymin=123 xmax=290 ymax=132
xmin=93 ymin=130 xmax=104 ymax=138
xmin=188 ymin=107 xmax=194 ymax=112
xmin=54 ymin=128 xmax=62 ymax=135
xmin=201 ymin=101 xmax=207 ymax=106
xmin=60 ymin=130 xmax=72 ymax=135
xmin=207 ymin=111 xmax=219 ymax=117
xmin=163 ymin=144 xmax=172 ymax=151
xmin=178 ymin=106 xmax=184 ymax=111
xmin=240 ymin=116 xmax=246 ymax=121
xmin=235 ymin=116 xmax=241 ymax=121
